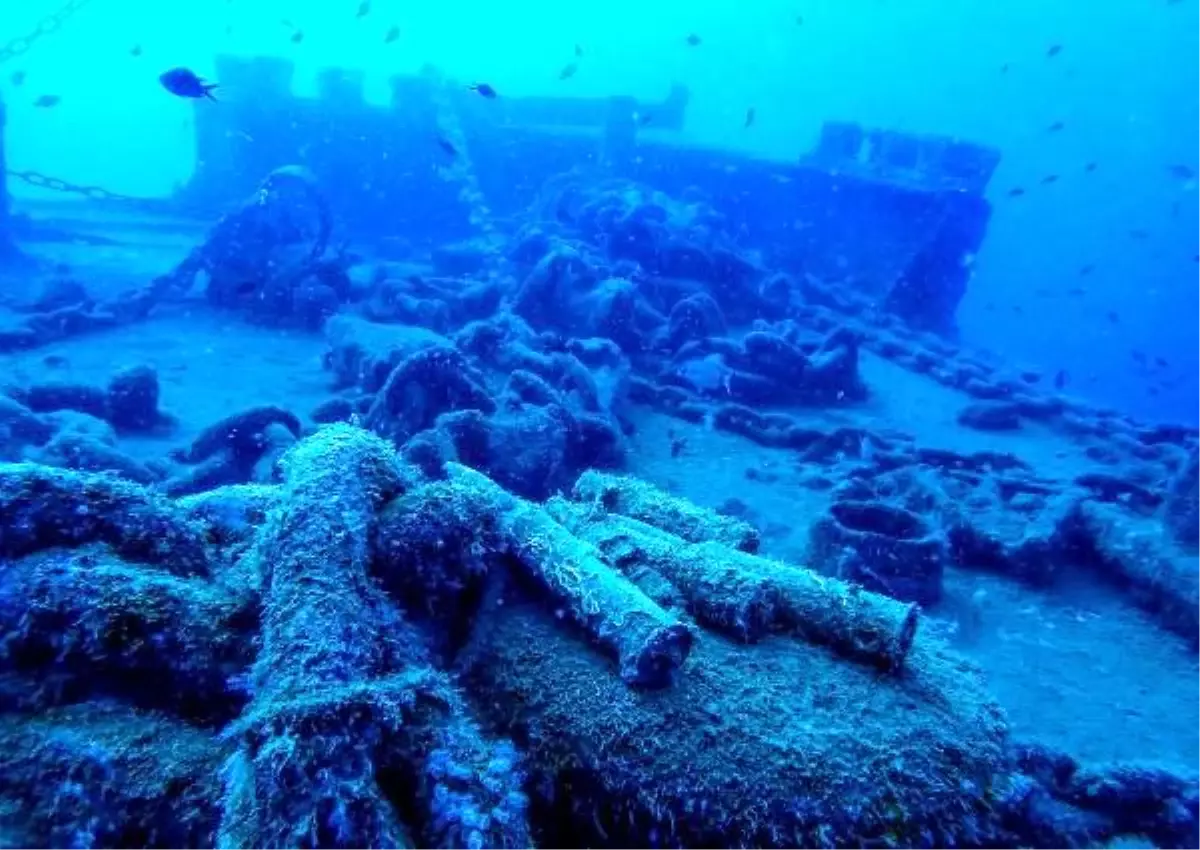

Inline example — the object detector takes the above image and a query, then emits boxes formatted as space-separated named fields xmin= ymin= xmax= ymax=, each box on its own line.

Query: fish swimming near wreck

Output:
xmin=159 ymin=67 xmax=219 ymax=101
xmin=468 ymin=83 xmax=498 ymax=99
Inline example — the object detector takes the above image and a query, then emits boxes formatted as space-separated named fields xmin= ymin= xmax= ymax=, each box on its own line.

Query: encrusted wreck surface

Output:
xmin=0 ymin=420 xmax=1194 ymax=848
xmin=0 ymin=432 xmax=1003 ymax=850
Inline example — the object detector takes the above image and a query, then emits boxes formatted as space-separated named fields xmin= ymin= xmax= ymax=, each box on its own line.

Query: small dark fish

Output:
xmin=435 ymin=136 xmax=457 ymax=157
xmin=129 ymin=44 xmax=143 ymax=57
xmin=574 ymin=43 xmax=584 ymax=57
xmin=1129 ymin=229 xmax=1150 ymax=240
xmin=233 ymin=280 xmax=258 ymax=297
xmin=1084 ymin=161 xmax=1098 ymax=172
xmin=1168 ymin=164 xmax=1196 ymax=180
xmin=279 ymin=20 xmax=304 ymax=43
xmin=1007 ymin=187 xmax=1026 ymax=198
xmin=635 ymin=111 xmax=654 ymax=126
xmin=160 ymin=67 xmax=219 ymax=100
xmin=33 ymin=94 xmax=61 ymax=108
xmin=795 ymin=14 xmax=804 ymax=25
xmin=1066 ymin=286 xmax=1087 ymax=297
xmin=1154 ymin=356 xmax=1170 ymax=368
xmin=558 ymin=61 xmax=579 ymax=80
xmin=1131 ymin=349 xmax=1148 ymax=365
xmin=356 ymin=1 xmax=371 ymax=18
xmin=42 ymin=354 xmax=69 ymax=369
xmin=1012 ymin=304 xmax=1025 ymax=315
xmin=744 ymin=107 xmax=756 ymax=128
xmin=1046 ymin=44 xmax=1063 ymax=58
xmin=9 ymin=70 xmax=26 ymax=86
xmin=1054 ymin=369 xmax=1068 ymax=390
xmin=685 ymin=33 xmax=702 ymax=46
xmin=468 ymin=83 xmax=497 ymax=98
xmin=1047 ymin=121 xmax=1065 ymax=133
xmin=1040 ymin=174 xmax=1059 ymax=185
xmin=1077 ymin=264 xmax=1095 ymax=276
xmin=1000 ymin=63 xmax=1010 ymax=73
xmin=1106 ymin=310 xmax=1120 ymax=324
xmin=384 ymin=25 xmax=400 ymax=43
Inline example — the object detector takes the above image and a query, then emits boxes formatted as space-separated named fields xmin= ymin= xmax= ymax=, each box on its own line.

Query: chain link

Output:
xmin=1 ymin=2 xmax=177 ymax=214
xmin=0 ymin=0 xmax=93 ymax=66
xmin=5 ymin=168 xmax=168 ymax=210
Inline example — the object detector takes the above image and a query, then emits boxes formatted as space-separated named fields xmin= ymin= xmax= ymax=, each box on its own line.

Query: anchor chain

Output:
xmin=5 ymin=168 xmax=173 ymax=211
xmin=427 ymin=75 xmax=499 ymax=242
xmin=0 ymin=0 xmax=93 ymax=66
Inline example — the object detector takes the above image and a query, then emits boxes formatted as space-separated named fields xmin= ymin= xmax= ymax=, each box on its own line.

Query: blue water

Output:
xmin=0 ymin=1 xmax=1197 ymax=847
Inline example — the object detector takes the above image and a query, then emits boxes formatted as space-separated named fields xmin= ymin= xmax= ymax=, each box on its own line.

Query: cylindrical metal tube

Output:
xmin=443 ymin=464 xmax=693 ymax=688
xmin=549 ymin=499 xmax=919 ymax=672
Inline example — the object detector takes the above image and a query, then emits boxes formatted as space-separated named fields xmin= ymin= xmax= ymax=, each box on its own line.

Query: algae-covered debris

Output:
xmin=0 ymin=426 xmax=1193 ymax=848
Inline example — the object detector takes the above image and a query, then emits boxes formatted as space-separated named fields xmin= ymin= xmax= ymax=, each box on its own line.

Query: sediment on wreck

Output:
xmin=0 ymin=463 xmax=214 ymax=576
xmin=371 ymin=461 xmax=1007 ymax=846
xmin=0 ymin=547 xmax=255 ymax=725
xmin=1164 ymin=447 xmax=1199 ymax=550
xmin=0 ymin=704 xmax=228 ymax=848
xmin=0 ymin=426 xmax=1193 ymax=849
xmin=455 ymin=589 xmax=1009 ymax=849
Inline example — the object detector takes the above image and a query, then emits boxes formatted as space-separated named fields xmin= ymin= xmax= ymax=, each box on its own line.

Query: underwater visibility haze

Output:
xmin=0 ymin=0 xmax=1197 ymax=847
